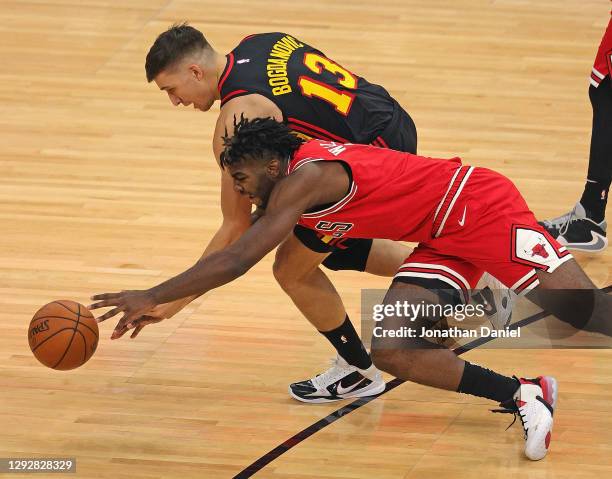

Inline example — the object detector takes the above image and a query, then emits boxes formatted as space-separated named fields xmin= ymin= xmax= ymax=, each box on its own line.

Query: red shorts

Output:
xmin=591 ymin=14 xmax=612 ymax=87
xmin=394 ymin=166 xmax=573 ymax=302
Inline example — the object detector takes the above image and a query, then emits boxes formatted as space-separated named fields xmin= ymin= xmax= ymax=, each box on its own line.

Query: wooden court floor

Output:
xmin=1 ymin=0 xmax=611 ymax=477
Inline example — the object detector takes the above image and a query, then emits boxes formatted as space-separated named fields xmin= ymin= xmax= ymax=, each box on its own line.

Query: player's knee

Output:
xmin=272 ymin=248 xmax=314 ymax=292
xmin=370 ymin=349 xmax=397 ymax=374
xmin=528 ymin=286 xmax=600 ymax=332
xmin=272 ymin=251 xmax=297 ymax=291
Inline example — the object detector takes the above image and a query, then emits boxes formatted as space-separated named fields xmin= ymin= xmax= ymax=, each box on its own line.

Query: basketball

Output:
xmin=28 ymin=300 xmax=99 ymax=370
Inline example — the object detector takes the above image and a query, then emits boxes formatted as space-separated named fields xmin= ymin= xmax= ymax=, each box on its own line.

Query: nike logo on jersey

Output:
xmin=336 ymin=378 xmax=366 ymax=395
xmin=458 ymin=205 xmax=467 ymax=226
xmin=236 ymin=58 xmax=250 ymax=64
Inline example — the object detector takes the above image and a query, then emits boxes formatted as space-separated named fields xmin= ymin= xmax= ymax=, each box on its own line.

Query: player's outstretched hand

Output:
xmin=149 ymin=296 xmax=196 ymax=321
xmin=110 ymin=298 xmax=195 ymax=339
xmin=112 ymin=314 xmax=164 ymax=340
xmin=89 ymin=290 xmax=158 ymax=340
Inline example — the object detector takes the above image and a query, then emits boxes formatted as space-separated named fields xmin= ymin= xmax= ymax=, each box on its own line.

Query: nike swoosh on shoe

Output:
xmin=560 ymin=232 xmax=607 ymax=252
xmin=336 ymin=378 xmax=366 ymax=395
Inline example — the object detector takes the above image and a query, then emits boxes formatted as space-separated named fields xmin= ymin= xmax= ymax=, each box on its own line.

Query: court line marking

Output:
xmin=234 ymin=285 xmax=612 ymax=478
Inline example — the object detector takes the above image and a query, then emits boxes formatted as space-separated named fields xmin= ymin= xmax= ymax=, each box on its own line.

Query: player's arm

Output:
xmin=149 ymin=170 xmax=317 ymax=302
xmin=204 ymin=94 xmax=284 ymax=255
xmin=139 ymin=95 xmax=283 ymax=322
xmin=89 ymin=164 xmax=329 ymax=336
xmin=167 ymin=96 xmax=282 ymax=276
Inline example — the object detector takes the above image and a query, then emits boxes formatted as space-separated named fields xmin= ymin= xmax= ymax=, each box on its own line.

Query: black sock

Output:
xmin=320 ymin=315 xmax=372 ymax=370
xmin=456 ymin=361 xmax=519 ymax=403
xmin=581 ymin=180 xmax=608 ymax=223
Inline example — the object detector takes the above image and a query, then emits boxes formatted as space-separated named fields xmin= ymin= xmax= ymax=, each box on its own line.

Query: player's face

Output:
xmin=228 ymin=158 xmax=282 ymax=209
xmin=154 ymin=63 xmax=217 ymax=112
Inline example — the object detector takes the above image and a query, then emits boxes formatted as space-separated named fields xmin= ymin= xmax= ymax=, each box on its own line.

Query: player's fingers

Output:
xmin=129 ymin=315 xmax=156 ymax=326
xmin=110 ymin=326 xmax=129 ymax=340
xmin=130 ymin=324 xmax=146 ymax=339
xmin=127 ymin=315 xmax=162 ymax=338
xmin=88 ymin=300 xmax=118 ymax=311
xmin=97 ymin=307 xmax=123 ymax=323
xmin=90 ymin=293 xmax=121 ymax=301
xmin=110 ymin=315 xmax=132 ymax=340
xmin=96 ymin=307 xmax=123 ymax=322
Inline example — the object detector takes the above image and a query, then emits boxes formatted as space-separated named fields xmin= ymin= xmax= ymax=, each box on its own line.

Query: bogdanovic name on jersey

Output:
xmin=266 ymin=35 xmax=304 ymax=95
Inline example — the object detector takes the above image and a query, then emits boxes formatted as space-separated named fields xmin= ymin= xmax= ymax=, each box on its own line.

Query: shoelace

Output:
xmin=558 ymin=208 xmax=580 ymax=236
xmin=313 ymin=357 xmax=351 ymax=387
xmin=491 ymin=404 xmax=528 ymax=438
xmin=545 ymin=206 xmax=579 ymax=234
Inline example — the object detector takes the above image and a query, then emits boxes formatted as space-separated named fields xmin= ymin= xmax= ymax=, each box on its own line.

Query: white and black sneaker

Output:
xmin=493 ymin=376 xmax=557 ymax=461
xmin=540 ymin=202 xmax=607 ymax=252
xmin=289 ymin=355 xmax=386 ymax=403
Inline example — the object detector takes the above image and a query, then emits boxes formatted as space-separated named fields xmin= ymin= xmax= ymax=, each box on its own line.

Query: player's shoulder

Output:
xmin=231 ymin=32 xmax=293 ymax=50
xmin=218 ymin=93 xmax=282 ymax=125
xmin=300 ymin=139 xmax=351 ymax=156
xmin=293 ymin=139 xmax=327 ymax=159
xmin=292 ymin=140 xmax=349 ymax=165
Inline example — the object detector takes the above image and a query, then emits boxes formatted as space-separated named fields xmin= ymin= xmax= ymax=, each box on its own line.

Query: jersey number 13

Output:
xmin=297 ymin=53 xmax=357 ymax=116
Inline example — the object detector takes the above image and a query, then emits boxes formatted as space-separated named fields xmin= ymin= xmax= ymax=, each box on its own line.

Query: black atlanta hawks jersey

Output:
xmin=217 ymin=32 xmax=398 ymax=145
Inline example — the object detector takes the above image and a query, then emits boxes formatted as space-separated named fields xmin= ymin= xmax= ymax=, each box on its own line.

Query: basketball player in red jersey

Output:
xmin=541 ymin=15 xmax=611 ymax=251
xmin=90 ymin=117 xmax=612 ymax=460
xmin=136 ymin=24 xmax=512 ymax=403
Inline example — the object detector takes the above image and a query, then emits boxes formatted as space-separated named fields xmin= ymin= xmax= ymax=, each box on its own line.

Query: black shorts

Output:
xmin=370 ymin=100 xmax=418 ymax=154
xmin=293 ymin=224 xmax=373 ymax=271
xmin=294 ymin=102 xmax=417 ymax=270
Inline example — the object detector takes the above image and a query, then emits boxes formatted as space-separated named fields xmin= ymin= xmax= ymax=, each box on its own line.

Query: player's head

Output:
xmin=221 ymin=116 xmax=304 ymax=208
xmin=145 ymin=23 xmax=219 ymax=111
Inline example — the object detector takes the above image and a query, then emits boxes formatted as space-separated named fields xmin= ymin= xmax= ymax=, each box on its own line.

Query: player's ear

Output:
xmin=266 ymin=159 xmax=282 ymax=178
xmin=189 ymin=63 xmax=204 ymax=81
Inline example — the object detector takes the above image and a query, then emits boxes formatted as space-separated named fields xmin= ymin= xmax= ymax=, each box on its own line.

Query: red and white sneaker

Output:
xmin=494 ymin=376 xmax=558 ymax=460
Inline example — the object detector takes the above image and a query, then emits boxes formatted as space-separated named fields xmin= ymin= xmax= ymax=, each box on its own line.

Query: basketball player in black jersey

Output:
xmin=128 ymin=23 xmax=509 ymax=403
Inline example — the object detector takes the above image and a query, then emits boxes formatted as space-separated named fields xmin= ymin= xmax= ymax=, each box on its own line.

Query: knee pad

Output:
xmin=322 ymin=238 xmax=373 ymax=271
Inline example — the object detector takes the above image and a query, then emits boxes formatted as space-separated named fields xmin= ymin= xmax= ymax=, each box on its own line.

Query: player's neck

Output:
xmin=280 ymin=155 xmax=293 ymax=177
xmin=213 ymin=50 xmax=228 ymax=86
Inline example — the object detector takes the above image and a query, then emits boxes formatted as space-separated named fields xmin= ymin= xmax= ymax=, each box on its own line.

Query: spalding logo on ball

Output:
xmin=28 ymin=300 xmax=99 ymax=370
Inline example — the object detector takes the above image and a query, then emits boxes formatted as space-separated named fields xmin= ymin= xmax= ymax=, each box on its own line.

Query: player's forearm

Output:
xmin=161 ymin=219 xmax=249 ymax=308
xmin=148 ymin=249 xmax=249 ymax=305
xmin=200 ymin=220 xmax=250 ymax=259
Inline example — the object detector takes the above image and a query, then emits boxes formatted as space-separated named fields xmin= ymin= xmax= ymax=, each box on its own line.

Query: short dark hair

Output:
xmin=145 ymin=23 xmax=209 ymax=82
xmin=221 ymin=116 xmax=304 ymax=169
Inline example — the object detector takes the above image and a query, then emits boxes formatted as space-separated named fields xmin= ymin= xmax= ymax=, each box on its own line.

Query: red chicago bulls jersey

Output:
xmin=288 ymin=139 xmax=572 ymax=297
xmin=289 ymin=140 xmax=462 ymax=242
